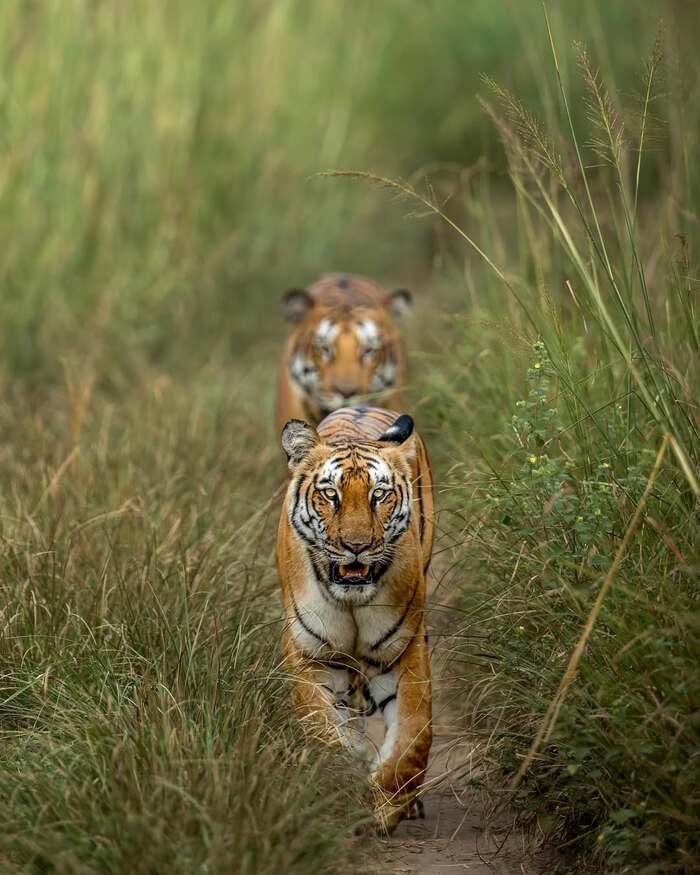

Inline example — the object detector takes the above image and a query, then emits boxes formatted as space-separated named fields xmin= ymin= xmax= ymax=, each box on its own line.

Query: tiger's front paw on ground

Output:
xmin=371 ymin=788 xmax=424 ymax=835
xmin=406 ymin=796 xmax=426 ymax=820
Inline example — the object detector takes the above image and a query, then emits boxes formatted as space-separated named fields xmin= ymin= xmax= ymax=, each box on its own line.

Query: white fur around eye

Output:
xmin=354 ymin=320 xmax=381 ymax=350
xmin=318 ymin=457 xmax=343 ymax=486
xmin=371 ymin=359 xmax=396 ymax=391
xmin=290 ymin=352 xmax=319 ymax=389
xmin=370 ymin=459 xmax=392 ymax=483
xmin=315 ymin=319 xmax=340 ymax=346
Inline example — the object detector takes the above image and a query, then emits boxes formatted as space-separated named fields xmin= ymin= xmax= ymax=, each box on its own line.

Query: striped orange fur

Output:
xmin=276 ymin=406 xmax=434 ymax=832
xmin=275 ymin=274 xmax=412 ymax=432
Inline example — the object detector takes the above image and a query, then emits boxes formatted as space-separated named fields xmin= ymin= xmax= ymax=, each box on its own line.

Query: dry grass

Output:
xmin=1 ymin=3 xmax=698 ymax=873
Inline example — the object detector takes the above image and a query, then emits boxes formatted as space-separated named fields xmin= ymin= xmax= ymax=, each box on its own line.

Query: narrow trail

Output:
xmin=376 ymin=556 xmax=552 ymax=874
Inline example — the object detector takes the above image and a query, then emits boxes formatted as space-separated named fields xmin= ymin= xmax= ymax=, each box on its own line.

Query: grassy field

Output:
xmin=1 ymin=2 xmax=698 ymax=873
xmin=412 ymin=13 xmax=700 ymax=871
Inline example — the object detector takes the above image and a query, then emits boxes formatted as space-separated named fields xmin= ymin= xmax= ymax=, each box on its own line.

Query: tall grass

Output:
xmin=1 ymin=1 xmax=698 ymax=872
xmin=0 ymin=1 xmax=670 ymax=380
xmin=0 ymin=0 xmax=523 ymax=379
xmin=0 ymin=362 xmax=377 ymax=873
xmin=385 ymin=12 xmax=700 ymax=872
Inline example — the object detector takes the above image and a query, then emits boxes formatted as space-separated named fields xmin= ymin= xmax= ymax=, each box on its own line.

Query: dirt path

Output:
xmin=376 ymin=561 xmax=551 ymax=874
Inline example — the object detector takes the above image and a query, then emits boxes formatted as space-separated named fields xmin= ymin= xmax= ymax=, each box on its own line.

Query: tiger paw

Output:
xmin=407 ymin=796 xmax=426 ymax=820
xmin=370 ymin=787 xmax=422 ymax=834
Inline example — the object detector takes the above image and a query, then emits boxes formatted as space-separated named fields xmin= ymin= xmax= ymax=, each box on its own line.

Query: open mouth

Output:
xmin=338 ymin=561 xmax=370 ymax=579
xmin=331 ymin=561 xmax=374 ymax=586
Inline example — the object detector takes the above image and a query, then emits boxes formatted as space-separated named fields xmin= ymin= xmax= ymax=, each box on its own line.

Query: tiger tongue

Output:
xmin=338 ymin=562 xmax=370 ymax=578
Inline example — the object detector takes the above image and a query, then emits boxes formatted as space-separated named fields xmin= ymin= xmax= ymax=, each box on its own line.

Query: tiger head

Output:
xmin=281 ymin=414 xmax=415 ymax=605
xmin=282 ymin=274 xmax=412 ymax=421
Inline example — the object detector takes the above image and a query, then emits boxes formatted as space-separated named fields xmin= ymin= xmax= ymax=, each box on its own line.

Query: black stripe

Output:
xmin=395 ymin=480 xmax=407 ymax=515
xmin=416 ymin=474 xmax=425 ymax=541
xmin=370 ymin=580 xmax=419 ymax=651
xmin=377 ymin=693 xmax=396 ymax=711
xmin=326 ymin=449 xmax=353 ymax=462
xmin=289 ymin=478 xmax=312 ymax=544
xmin=360 ymin=654 xmax=384 ymax=669
xmin=362 ymin=682 xmax=377 ymax=716
xmin=290 ymin=475 xmax=302 ymax=520
xmin=387 ymin=520 xmax=408 ymax=545
xmin=290 ymin=590 xmax=330 ymax=646
xmin=297 ymin=477 xmax=312 ymax=524
xmin=291 ymin=482 xmax=318 ymax=548
xmin=383 ymin=630 xmax=417 ymax=670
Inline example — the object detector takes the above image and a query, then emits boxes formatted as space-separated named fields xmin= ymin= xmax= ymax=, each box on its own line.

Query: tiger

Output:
xmin=275 ymin=273 xmax=412 ymax=432
xmin=276 ymin=405 xmax=434 ymax=833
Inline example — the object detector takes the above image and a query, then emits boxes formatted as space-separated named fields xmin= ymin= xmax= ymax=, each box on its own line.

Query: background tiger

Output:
xmin=275 ymin=273 xmax=412 ymax=431
xmin=276 ymin=406 xmax=434 ymax=833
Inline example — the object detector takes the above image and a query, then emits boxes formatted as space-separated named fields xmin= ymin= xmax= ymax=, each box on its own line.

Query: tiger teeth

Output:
xmin=338 ymin=563 xmax=370 ymax=578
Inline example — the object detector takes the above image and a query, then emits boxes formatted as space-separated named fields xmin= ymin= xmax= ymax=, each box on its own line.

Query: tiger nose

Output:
xmin=334 ymin=384 xmax=358 ymax=399
xmin=341 ymin=539 xmax=371 ymax=556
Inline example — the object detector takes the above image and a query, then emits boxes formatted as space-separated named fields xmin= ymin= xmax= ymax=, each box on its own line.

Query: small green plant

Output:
xmin=382 ymin=13 xmax=700 ymax=871
xmin=488 ymin=340 xmax=648 ymax=574
xmin=2 ymin=1 xmax=699 ymax=872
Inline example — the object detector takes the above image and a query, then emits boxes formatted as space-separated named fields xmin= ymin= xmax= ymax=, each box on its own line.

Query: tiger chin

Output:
xmin=274 ymin=273 xmax=412 ymax=433
xmin=275 ymin=405 xmax=434 ymax=834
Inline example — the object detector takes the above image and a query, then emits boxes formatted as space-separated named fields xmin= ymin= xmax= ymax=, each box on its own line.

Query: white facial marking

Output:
xmin=384 ymin=473 xmax=412 ymax=544
xmin=289 ymin=447 xmax=412 ymax=608
xmin=318 ymin=456 xmax=344 ymax=488
xmin=369 ymin=458 xmax=392 ymax=484
xmin=355 ymin=319 xmax=380 ymax=349
xmin=289 ymin=351 xmax=319 ymax=391
xmin=371 ymin=359 xmax=396 ymax=391
xmin=315 ymin=319 xmax=340 ymax=346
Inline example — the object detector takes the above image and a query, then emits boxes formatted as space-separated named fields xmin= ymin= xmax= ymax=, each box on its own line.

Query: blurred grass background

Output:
xmin=0 ymin=1 xmax=698 ymax=872
xmin=1 ymin=0 xmax=686 ymax=381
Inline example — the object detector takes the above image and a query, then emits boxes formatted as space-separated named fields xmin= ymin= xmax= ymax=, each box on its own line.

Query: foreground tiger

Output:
xmin=276 ymin=406 xmax=433 ymax=833
xmin=275 ymin=273 xmax=412 ymax=431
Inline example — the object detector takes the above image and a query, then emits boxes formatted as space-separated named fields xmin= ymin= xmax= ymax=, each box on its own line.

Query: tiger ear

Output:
xmin=378 ymin=413 xmax=416 ymax=462
xmin=282 ymin=288 xmax=313 ymax=323
xmin=384 ymin=288 xmax=413 ymax=322
xmin=378 ymin=414 xmax=414 ymax=444
xmin=281 ymin=419 xmax=320 ymax=470
xmin=378 ymin=414 xmax=416 ymax=463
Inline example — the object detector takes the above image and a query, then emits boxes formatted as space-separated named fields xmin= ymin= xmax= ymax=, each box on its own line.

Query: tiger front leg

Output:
xmin=369 ymin=625 xmax=432 ymax=834
xmin=284 ymin=641 xmax=370 ymax=761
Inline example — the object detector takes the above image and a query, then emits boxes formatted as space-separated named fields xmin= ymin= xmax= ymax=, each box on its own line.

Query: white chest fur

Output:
xmin=290 ymin=569 xmax=415 ymax=667
xmin=354 ymin=598 xmax=413 ymax=665
xmin=290 ymin=573 xmax=357 ymax=657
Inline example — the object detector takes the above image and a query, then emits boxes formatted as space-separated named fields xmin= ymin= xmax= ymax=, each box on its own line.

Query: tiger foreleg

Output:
xmin=369 ymin=625 xmax=432 ymax=834
xmin=284 ymin=642 xmax=371 ymax=761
